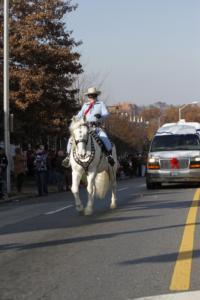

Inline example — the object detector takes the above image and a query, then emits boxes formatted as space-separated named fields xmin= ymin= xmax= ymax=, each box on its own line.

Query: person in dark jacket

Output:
xmin=34 ymin=145 xmax=48 ymax=196
xmin=0 ymin=147 xmax=8 ymax=199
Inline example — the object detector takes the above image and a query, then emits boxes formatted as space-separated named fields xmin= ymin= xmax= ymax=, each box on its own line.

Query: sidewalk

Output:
xmin=0 ymin=176 xmax=66 ymax=204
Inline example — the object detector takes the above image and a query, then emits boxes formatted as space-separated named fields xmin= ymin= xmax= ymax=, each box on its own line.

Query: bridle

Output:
xmin=75 ymin=137 xmax=88 ymax=146
xmin=74 ymin=124 xmax=89 ymax=146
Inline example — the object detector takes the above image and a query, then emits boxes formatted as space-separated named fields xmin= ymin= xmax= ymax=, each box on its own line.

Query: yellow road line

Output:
xmin=170 ymin=188 xmax=200 ymax=291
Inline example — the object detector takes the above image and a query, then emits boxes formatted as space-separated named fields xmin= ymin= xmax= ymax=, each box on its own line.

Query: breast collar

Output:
xmin=73 ymin=135 xmax=95 ymax=172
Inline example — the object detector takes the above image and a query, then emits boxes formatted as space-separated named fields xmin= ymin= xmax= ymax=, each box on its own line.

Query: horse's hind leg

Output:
xmin=110 ymin=169 xmax=117 ymax=210
xmin=71 ymin=170 xmax=84 ymax=214
xmin=84 ymin=173 xmax=96 ymax=216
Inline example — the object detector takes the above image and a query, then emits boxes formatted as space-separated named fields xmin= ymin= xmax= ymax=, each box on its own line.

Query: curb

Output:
xmin=0 ymin=193 xmax=36 ymax=204
xmin=0 ymin=186 xmax=72 ymax=204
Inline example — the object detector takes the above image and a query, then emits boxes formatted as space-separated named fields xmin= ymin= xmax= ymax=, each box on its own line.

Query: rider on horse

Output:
xmin=64 ymin=87 xmax=115 ymax=167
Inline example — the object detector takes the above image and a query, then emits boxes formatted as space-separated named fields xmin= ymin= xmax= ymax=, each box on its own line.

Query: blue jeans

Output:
xmin=95 ymin=128 xmax=112 ymax=151
xmin=36 ymin=171 xmax=48 ymax=195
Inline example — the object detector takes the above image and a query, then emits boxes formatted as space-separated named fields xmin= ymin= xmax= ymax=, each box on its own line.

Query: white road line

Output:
xmin=138 ymin=183 xmax=146 ymax=187
xmin=130 ymin=291 xmax=200 ymax=300
xmin=45 ymin=205 xmax=73 ymax=215
xmin=117 ymin=187 xmax=128 ymax=192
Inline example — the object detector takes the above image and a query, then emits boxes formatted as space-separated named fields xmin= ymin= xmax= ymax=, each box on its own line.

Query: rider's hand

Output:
xmin=95 ymin=114 xmax=101 ymax=119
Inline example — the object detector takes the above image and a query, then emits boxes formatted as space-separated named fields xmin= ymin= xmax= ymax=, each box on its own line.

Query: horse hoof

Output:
xmin=76 ymin=205 xmax=84 ymax=214
xmin=84 ymin=208 xmax=93 ymax=216
xmin=78 ymin=210 xmax=84 ymax=216
xmin=110 ymin=203 xmax=117 ymax=210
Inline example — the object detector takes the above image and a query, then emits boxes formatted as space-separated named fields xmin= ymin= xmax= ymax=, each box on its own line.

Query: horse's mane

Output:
xmin=69 ymin=117 xmax=86 ymax=133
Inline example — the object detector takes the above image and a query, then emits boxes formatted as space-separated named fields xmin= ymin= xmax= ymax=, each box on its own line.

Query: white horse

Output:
xmin=69 ymin=117 xmax=117 ymax=216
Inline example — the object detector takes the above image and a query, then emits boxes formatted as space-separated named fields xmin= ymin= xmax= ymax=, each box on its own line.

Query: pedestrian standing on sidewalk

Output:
xmin=26 ymin=144 xmax=35 ymax=177
xmin=13 ymin=148 xmax=27 ymax=193
xmin=0 ymin=147 xmax=8 ymax=199
xmin=47 ymin=149 xmax=56 ymax=185
xmin=54 ymin=150 xmax=66 ymax=192
xmin=34 ymin=145 xmax=49 ymax=196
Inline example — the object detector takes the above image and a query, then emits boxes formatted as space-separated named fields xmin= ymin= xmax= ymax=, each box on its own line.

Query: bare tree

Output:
xmin=73 ymin=67 xmax=110 ymax=104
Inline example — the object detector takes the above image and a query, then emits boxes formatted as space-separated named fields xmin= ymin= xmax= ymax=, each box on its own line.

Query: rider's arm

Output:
xmin=100 ymin=102 xmax=109 ymax=120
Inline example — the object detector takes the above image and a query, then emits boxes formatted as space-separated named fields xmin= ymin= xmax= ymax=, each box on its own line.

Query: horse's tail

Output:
xmin=95 ymin=171 xmax=110 ymax=199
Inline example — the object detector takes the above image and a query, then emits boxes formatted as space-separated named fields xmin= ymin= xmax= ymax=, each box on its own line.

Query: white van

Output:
xmin=146 ymin=120 xmax=200 ymax=189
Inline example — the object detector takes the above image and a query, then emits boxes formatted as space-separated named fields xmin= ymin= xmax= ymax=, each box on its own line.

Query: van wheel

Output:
xmin=146 ymin=181 xmax=157 ymax=189
xmin=146 ymin=179 xmax=161 ymax=190
xmin=156 ymin=182 xmax=162 ymax=188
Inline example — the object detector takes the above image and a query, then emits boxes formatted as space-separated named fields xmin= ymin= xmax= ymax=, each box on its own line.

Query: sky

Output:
xmin=65 ymin=0 xmax=200 ymax=106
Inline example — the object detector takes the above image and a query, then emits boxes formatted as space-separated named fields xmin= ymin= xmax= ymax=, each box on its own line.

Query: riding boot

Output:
xmin=62 ymin=155 xmax=70 ymax=168
xmin=105 ymin=150 xmax=115 ymax=167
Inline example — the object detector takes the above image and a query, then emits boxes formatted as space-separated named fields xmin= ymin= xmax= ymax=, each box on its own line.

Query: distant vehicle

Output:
xmin=146 ymin=120 xmax=200 ymax=189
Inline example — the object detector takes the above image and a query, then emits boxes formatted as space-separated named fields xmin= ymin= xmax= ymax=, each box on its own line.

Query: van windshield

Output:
xmin=151 ymin=134 xmax=200 ymax=151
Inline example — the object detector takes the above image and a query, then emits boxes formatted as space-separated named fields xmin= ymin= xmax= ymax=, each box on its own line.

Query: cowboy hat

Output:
xmin=84 ymin=87 xmax=101 ymax=96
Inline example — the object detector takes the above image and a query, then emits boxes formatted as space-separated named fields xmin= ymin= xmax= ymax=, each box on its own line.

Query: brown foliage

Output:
xmin=106 ymin=114 xmax=149 ymax=154
xmin=0 ymin=0 xmax=83 ymax=144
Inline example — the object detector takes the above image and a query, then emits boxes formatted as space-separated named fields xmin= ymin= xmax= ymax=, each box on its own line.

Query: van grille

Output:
xmin=160 ymin=159 xmax=189 ymax=170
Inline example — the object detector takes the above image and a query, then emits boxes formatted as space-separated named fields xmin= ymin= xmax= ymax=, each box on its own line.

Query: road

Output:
xmin=0 ymin=177 xmax=200 ymax=300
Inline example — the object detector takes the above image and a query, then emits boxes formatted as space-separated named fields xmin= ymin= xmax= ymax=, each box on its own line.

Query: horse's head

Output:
xmin=70 ymin=117 xmax=89 ymax=158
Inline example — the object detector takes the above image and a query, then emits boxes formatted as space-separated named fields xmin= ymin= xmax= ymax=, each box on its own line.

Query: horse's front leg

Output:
xmin=71 ymin=170 xmax=84 ymax=214
xmin=84 ymin=172 xmax=96 ymax=216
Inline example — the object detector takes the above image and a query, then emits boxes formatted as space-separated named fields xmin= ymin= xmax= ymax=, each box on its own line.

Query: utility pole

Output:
xmin=4 ymin=0 xmax=11 ymax=193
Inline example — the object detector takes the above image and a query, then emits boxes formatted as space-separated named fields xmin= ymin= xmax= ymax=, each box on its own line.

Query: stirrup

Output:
xmin=62 ymin=156 xmax=70 ymax=168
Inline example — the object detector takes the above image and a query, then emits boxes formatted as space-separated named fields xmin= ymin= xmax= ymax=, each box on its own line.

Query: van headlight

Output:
xmin=147 ymin=157 xmax=160 ymax=169
xmin=148 ymin=157 xmax=159 ymax=163
xmin=190 ymin=157 xmax=200 ymax=168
